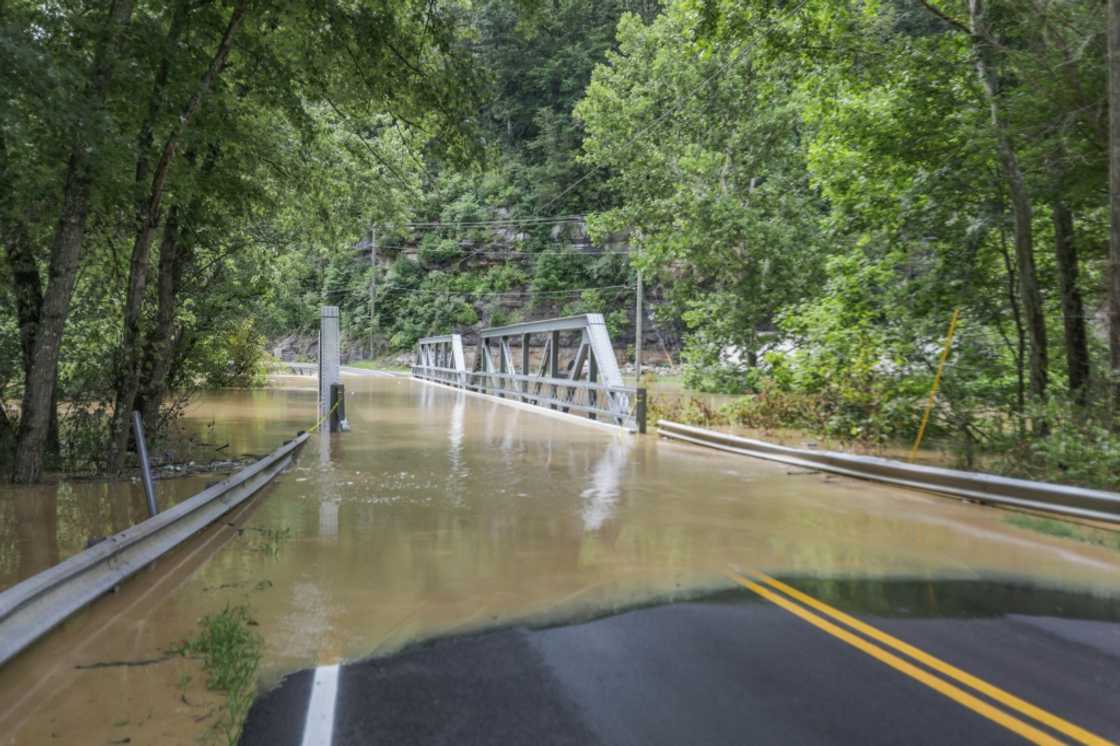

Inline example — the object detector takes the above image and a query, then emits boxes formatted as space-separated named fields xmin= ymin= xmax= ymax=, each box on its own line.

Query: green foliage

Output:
xmin=176 ymin=604 xmax=263 ymax=746
xmin=680 ymin=341 xmax=754 ymax=395
xmin=0 ymin=0 xmax=484 ymax=476
xmin=992 ymin=399 xmax=1120 ymax=490
xmin=3 ymin=0 xmax=1112 ymax=491
xmin=418 ymin=235 xmax=464 ymax=265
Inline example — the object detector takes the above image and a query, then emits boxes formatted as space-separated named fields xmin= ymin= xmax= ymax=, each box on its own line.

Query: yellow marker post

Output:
xmin=910 ymin=308 xmax=960 ymax=462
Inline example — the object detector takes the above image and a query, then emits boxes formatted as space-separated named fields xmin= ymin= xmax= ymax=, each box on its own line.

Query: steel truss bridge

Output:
xmin=412 ymin=314 xmax=647 ymax=432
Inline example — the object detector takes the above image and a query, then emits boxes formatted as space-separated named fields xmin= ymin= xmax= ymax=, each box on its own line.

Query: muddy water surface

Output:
xmin=2 ymin=374 xmax=1120 ymax=744
xmin=0 ymin=476 xmax=220 ymax=592
xmin=0 ymin=382 xmax=320 ymax=594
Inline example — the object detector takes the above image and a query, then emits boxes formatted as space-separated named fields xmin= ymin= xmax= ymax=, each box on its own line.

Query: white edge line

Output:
xmin=301 ymin=664 xmax=340 ymax=746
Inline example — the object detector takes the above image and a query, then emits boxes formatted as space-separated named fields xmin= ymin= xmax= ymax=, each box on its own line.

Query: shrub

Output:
xmin=992 ymin=398 xmax=1120 ymax=491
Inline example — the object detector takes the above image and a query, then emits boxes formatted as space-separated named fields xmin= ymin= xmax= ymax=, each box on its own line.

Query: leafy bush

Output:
xmin=201 ymin=320 xmax=269 ymax=389
xmin=680 ymin=337 xmax=755 ymax=395
xmin=418 ymin=234 xmax=463 ymax=264
xmin=648 ymin=395 xmax=721 ymax=427
xmin=992 ymin=399 xmax=1120 ymax=490
xmin=718 ymin=383 xmax=831 ymax=433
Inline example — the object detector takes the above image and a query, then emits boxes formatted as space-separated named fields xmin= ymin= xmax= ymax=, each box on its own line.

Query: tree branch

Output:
xmin=916 ymin=0 xmax=973 ymax=36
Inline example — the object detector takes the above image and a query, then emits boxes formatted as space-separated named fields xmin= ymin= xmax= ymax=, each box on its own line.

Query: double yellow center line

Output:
xmin=729 ymin=572 xmax=1113 ymax=746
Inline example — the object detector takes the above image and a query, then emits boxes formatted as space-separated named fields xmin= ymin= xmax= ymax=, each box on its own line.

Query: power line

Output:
xmin=383 ymin=215 xmax=584 ymax=229
xmin=365 ymin=247 xmax=630 ymax=256
xmin=535 ymin=0 xmax=810 ymax=215
xmin=327 ymin=283 xmax=635 ymax=301
xmin=474 ymin=250 xmax=630 ymax=258
xmin=380 ymin=283 xmax=634 ymax=298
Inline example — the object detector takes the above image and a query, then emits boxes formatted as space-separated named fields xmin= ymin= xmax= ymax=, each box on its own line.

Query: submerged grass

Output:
xmin=175 ymin=604 xmax=262 ymax=745
xmin=1005 ymin=513 xmax=1120 ymax=553
xmin=250 ymin=526 xmax=291 ymax=557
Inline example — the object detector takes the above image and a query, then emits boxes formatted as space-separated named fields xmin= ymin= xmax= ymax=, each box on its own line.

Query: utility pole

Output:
xmin=635 ymin=267 xmax=643 ymax=383
xmin=1110 ymin=0 xmax=1120 ymax=415
xmin=369 ymin=226 xmax=377 ymax=360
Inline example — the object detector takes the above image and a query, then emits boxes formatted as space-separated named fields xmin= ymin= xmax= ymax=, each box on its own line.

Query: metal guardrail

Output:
xmin=657 ymin=420 xmax=1120 ymax=524
xmin=0 ymin=432 xmax=309 ymax=667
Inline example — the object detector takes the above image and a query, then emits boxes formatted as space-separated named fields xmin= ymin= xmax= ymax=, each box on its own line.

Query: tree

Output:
xmin=576 ymin=5 xmax=829 ymax=391
xmin=106 ymin=0 xmax=249 ymax=473
xmin=9 ymin=0 xmax=135 ymax=483
xmin=2 ymin=0 xmax=481 ymax=481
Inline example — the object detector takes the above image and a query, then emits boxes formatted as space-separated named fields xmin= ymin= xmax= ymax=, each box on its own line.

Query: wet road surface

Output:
xmin=1 ymin=375 xmax=1119 ymax=744
xmin=242 ymin=577 xmax=1120 ymax=745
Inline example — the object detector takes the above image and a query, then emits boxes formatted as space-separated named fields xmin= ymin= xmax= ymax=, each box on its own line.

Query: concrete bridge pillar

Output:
xmin=319 ymin=306 xmax=340 ymax=420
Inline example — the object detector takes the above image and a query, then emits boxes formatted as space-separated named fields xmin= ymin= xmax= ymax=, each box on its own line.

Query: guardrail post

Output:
xmin=635 ymin=388 xmax=647 ymax=434
xmin=131 ymin=411 xmax=159 ymax=517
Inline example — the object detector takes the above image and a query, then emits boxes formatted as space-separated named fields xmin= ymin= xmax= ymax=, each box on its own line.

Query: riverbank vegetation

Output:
xmin=3 ymin=0 xmax=1120 ymax=489
xmin=0 ymin=1 xmax=477 ymax=479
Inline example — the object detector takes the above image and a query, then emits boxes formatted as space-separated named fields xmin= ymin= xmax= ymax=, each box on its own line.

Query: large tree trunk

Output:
xmin=106 ymin=0 xmax=249 ymax=473
xmin=1110 ymin=0 xmax=1120 ymax=416
xmin=969 ymin=0 xmax=1048 ymax=404
xmin=138 ymin=207 xmax=188 ymax=434
xmin=104 ymin=3 xmax=191 ymax=472
xmin=138 ymin=143 xmax=217 ymax=434
xmin=8 ymin=223 xmax=40 ymax=379
xmin=1052 ymin=202 xmax=1090 ymax=404
xmin=999 ymin=237 xmax=1026 ymax=428
xmin=11 ymin=0 xmax=134 ymax=483
xmin=5 ymin=224 xmax=62 ymax=462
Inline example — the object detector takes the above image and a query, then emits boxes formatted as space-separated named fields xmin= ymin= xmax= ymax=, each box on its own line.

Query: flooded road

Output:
xmin=1 ymin=374 xmax=1119 ymax=744
xmin=0 ymin=387 xmax=316 ymax=593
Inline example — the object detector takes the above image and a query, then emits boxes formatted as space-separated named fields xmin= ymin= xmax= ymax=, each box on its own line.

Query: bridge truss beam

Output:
xmin=412 ymin=315 xmax=646 ymax=432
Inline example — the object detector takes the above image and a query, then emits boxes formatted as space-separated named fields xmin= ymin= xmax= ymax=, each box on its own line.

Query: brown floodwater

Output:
xmin=1 ymin=374 xmax=1119 ymax=745
xmin=0 ymin=474 xmax=220 ymax=593
xmin=0 ymin=383 xmax=320 ymax=594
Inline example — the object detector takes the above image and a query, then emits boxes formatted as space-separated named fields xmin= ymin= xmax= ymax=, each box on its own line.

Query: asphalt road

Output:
xmin=241 ymin=577 xmax=1120 ymax=746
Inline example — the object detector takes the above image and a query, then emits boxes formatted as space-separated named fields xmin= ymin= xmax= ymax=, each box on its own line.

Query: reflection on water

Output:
xmin=0 ymin=383 xmax=318 ymax=593
xmin=770 ymin=577 xmax=1120 ymax=621
xmin=0 ymin=475 xmax=217 ymax=592
xmin=2 ymin=375 xmax=1120 ymax=745
xmin=581 ymin=437 xmax=632 ymax=532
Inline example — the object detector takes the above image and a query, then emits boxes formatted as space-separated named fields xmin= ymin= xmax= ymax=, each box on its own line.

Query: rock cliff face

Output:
xmin=270 ymin=333 xmax=413 ymax=366
xmin=270 ymin=334 xmax=317 ymax=363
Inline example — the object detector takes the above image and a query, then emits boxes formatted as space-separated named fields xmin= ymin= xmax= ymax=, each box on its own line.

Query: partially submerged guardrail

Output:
xmin=658 ymin=420 xmax=1120 ymax=524
xmin=412 ymin=315 xmax=647 ymax=432
xmin=0 ymin=432 xmax=309 ymax=667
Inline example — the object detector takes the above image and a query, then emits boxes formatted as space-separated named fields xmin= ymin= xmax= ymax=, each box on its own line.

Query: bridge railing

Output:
xmin=411 ymin=366 xmax=647 ymax=431
xmin=412 ymin=315 xmax=647 ymax=432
